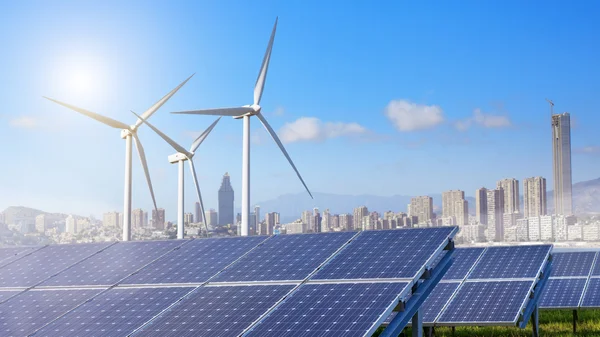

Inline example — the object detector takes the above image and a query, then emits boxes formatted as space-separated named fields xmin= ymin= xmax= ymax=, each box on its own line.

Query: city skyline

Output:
xmin=1 ymin=2 xmax=600 ymax=218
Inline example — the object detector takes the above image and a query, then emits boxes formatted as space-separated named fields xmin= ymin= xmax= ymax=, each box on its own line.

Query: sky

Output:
xmin=1 ymin=0 xmax=600 ymax=219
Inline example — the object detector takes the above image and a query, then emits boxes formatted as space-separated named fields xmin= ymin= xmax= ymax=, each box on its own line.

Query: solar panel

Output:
xmin=246 ymin=282 xmax=409 ymax=337
xmin=211 ymin=232 xmax=355 ymax=282
xmin=592 ymin=254 xmax=600 ymax=276
xmin=581 ymin=278 xmax=600 ymax=308
xmin=539 ymin=278 xmax=587 ymax=309
xmin=436 ymin=281 xmax=533 ymax=325
xmin=442 ymin=248 xmax=485 ymax=280
xmin=311 ymin=228 xmax=455 ymax=281
xmin=121 ymin=237 xmax=266 ymax=285
xmin=0 ymin=246 xmax=39 ymax=266
xmin=467 ymin=245 xmax=551 ymax=280
xmin=0 ymin=290 xmax=23 ymax=303
xmin=0 ymin=243 xmax=112 ymax=288
xmin=420 ymin=282 xmax=460 ymax=323
xmin=135 ymin=284 xmax=295 ymax=337
xmin=40 ymin=240 xmax=185 ymax=287
xmin=0 ymin=288 xmax=102 ymax=336
xmin=550 ymin=252 xmax=596 ymax=277
xmin=33 ymin=286 xmax=194 ymax=337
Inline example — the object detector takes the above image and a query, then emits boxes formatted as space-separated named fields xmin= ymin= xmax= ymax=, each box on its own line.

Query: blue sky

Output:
xmin=1 ymin=0 xmax=600 ymax=218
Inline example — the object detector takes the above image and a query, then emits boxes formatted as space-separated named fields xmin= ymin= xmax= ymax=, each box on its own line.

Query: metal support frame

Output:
xmin=380 ymin=241 xmax=455 ymax=337
xmin=518 ymin=257 xmax=552 ymax=336
xmin=424 ymin=326 xmax=433 ymax=337
xmin=573 ymin=309 xmax=578 ymax=333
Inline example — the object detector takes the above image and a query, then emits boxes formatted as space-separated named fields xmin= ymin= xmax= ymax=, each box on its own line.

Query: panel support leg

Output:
xmin=451 ymin=326 xmax=455 ymax=336
xmin=531 ymin=305 xmax=539 ymax=337
xmin=424 ymin=326 xmax=433 ymax=337
xmin=573 ymin=309 xmax=578 ymax=333
xmin=412 ymin=310 xmax=422 ymax=337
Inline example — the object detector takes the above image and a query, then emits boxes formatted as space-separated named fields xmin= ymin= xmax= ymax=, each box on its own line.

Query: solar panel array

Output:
xmin=539 ymin=250 xmax=600 ymax=309
xmin=0 ymin=227 xmax=457 ymax=337
xmin=403 ymin=245 xmax=552 ymax=327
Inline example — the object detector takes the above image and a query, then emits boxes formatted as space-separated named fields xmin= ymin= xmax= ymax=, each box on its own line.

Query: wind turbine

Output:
xmin=171 ymin=18 xmax=312 ymax=237
xmin=43 ymin=74 xmax=194 ymax=241
xmin=131 ymin=111 xmax=220 ymax=239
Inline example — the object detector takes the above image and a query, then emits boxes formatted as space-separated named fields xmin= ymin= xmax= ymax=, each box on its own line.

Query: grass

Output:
xmin=373 ymin=310 xmax=600 ymax=336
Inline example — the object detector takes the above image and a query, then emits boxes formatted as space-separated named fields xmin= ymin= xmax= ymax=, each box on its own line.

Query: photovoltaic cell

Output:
xmin=122 ymin=236 xmax=266 ymax=285
xmin=246 ymin=282 xmax=409 ymax=337
xmin=0 ymin=242 xmax=111 ymax=287
xmin=34 ymin=286 xmax=194 ymax=337
xmin=437 ymin=281 xmax=533 ymax=325
xmin=539 ymin=278 xmax=586 ymax=309
xmin=312 ymin=228 xmax=455 ymax=280
xmin=0 ymin=246 xmax=39 ymax=266
xmin=41 ymin=240 xmax=185 ymax=287
xmin=442 ymin=248 xmax=485 ymax=280
xmin=0 ymin=290 xmax=22 ymax=303
xmin=136 ymin=284 xmax=295 ymax=337
xmin=581 ymin=278 xmax=600 ymax=308
xmin=592 ymin=254 xmax=600 ymax=276
xmin=550 ymin=252 xmax=596 ymax=277
xmin=420 ymin=282 xmax=460 ymax=323
xmin=0 ymin=288 xmax=102 ymax=336
xmin=211 ymin=232 xmax=355 ymax=282
xmin=467 ymin=245 xmax=551 ymax=280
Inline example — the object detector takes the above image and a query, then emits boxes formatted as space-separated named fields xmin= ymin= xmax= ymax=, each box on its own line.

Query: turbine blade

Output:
xmin=256 ymin=112 xmax=313 ymax=199
xmin=189 ymin=117 xmax=221 ymax=153
xmin=43 ymin=96 xmax=129 ymax=129
xmin=188 ymin=159 xmax=209 ymax=237
xmin=171 ymin=106 xmax=254 ymax=116
xmin=133 ymin=73 xmax=195 ymax=130
xmin=131 ymin=111 xmax=191 ymax=157
xmin=132 ymin=133 xmax=158 ymax=212
xmin=254 ymin=17 xmax=278 ymax=106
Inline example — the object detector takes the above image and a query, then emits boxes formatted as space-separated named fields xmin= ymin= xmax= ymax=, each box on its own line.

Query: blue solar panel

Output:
xmin=0 ymin=290 xmax=22 ymax=303
xmin=311 ymin=228 xmax=455 ymax=280
xmin=0 ymin=243 xmax=111 ymax=287
xmin=34 ymin=286 xmax=194 ymax=337
xmin=211 ymin=232 xmax=356 ymax=282
xmin=122 ymin=237 xmax=266 ymax=285
xmin=136 ymin=284 xmax=295 ymax=337
xmin=467 ymin=245 xmax=551 ymax=280
xmin=437 ymin=281 xmax=533 ymax=324
xmin=41 ymin=240 xmax=185 ymax=287
xmin=0 ymin=246 xmax=39 ymax=266
xmin=551 ymin=252 xmax=596 ymax=277
xmin=539 ymin=278 xmax=586 ymax=309
xmin=246 ymin=282 xmax=409 ymax=337
xmin=442 ymin=248 xmax=485 ymax=280
xmin=421 ymin=282 xmax=460 ymax=323
xmin=0 ymin=288 xmax=102 ymax=336
xmin=581 ymin=278 xmax=600 ymax=308
xmin=592 ymin=254 xmax=600 ymax=276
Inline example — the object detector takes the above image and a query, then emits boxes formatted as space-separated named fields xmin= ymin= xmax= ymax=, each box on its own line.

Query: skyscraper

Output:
xmin=152 ymin=208 xmax=165 ymax=230
xmin=205 ymin=209 xmax=218 ymax=228
xmin=194 ymin=202 xmax=201 ymax=226
xmin=184 ymin=213 xmax=194 ymax=225
xmin=497 ymin=178 xmax=520 ymax=214
xmin=254 ymin=205 xmax=261 ymax=233
xmin=523 ymin=177 xmax=547 ymax=218
xmin=353 ymin=206 xmax=368 ymax=230
xmin=218 ymin=172 xmax=234 ymax=225
xmin=410 ymin=196 xmax=433 ymax=224
xmin=486 ymin=188 xmax=504 ymax=241
xmin=475 ymin=188 xmax=488 ymax=225
xmin=132 ymin=208 xmax=145 ymax=229
xmin=442 ymin=190 xmax=467 ymax=226
xmin=552 ymin=112 xmax=573 ymax=215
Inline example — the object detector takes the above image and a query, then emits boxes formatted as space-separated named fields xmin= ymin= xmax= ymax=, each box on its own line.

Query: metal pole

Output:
xmin=532 ymin=305 xmax=539 ymax=337
xmin=123 ymin=134 xmax=133 ymax=241
xmin=412 ymin=310 xmax=422 ymax=337
xmin=177 ymin=159 xmax=185 ymax=239
xmin=573 ymin=309 xmax=578 ymax=333
xmin=241 ymin=115 xmax=250 ymax=236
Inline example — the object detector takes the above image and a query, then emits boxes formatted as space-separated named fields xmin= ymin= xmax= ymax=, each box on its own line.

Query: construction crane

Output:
xmin=545 ymin=98 xmax=555 ymax=115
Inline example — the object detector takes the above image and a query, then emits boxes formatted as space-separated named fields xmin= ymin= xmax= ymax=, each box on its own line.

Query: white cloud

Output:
xmin=279 ymin=117 xmax=367 ymax=144
xmin=9 ymin=116 xmax=38 ymax=129
xmin=384 ymin=100 xmax=444 ymax=132
xmin=273 ymin=106 xmax=285 ymax=116
xmin=455 ymin=108 xmax=512 ymax=131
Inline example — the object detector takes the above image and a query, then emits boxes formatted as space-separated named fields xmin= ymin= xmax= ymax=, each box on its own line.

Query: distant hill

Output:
xmin=2 ymin=206 xmax=70 ymax=225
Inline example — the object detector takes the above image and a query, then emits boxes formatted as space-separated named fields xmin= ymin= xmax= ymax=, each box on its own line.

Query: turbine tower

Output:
xmin=172 ymin=18 xmax=312 ymax=236
xmin=43 ymin=74 xmax=194 ymax=241
xmin=131 ymin=111 xmax=220 ymax=238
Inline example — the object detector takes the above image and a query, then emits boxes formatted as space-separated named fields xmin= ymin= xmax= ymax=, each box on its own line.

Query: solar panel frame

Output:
xmin=441 ymin=247 xmax=485 ymax=281
xmin=549 ymin=251 xmax=597 ymax=277
xmin=0 ymin=245 xmax=42 ymax=267
xmin=580 ymin=277 xmax=600 ymax=308
xmin=467 ymin=245 xmax=552 ymax=280
xmin=539 ymin=278 xmax=587 ymax=309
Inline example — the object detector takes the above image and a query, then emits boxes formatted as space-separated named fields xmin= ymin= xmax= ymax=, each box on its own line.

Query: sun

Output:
xmin=68 ymin=68 xmax=95 ymax=94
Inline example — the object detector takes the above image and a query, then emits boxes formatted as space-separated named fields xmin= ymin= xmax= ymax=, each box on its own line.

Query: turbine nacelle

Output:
xmin=168 ymin=152 xmax=191 ymax=164
xmin=121 ymin=128 xmax=135 ymax=139
xmin=233 ymin=104 xmax=261 ymax=119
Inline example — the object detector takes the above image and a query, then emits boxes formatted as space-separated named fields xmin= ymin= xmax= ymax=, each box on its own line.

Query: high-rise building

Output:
xmin=184 ymin=213 xmax=194 ymax=225
xmin=274 ymin=212 xmax=280 ymax=225
xmin=475 ymin=188 xmax=488 ymax=225
xmin=497 ymin=178 xmax=520 ymax=214
xmin=442 ymin=190 xmax=468 ymax=226
xmin=205 ymin=209 xmax=218 ymax=228
xmin=132 ymin=208 xmax=145 ymax=229
xmin=339 ymin=214 xmax=353 ymax=231
xmin=254 ymin=205 xmax=260 ymax=233
xmin=195 ymin=202 xmax=201 ymax=225
xmin=410 ymin=196 xmax=433 ymax=224
xmin=249 ymin=212 xmax=257 ymax=235
xmin=103 ymin=211 xmax=120 ymax=228
xmin=486 ymin=188 xmax=504 ymax=241
xmin=454 ymin=199 xmax=468 ymax=227
xmin=152 ymin=208 xmax=166 ymax=230
xmin=353 ymin=206 xmax=369 ymax=230
xmin=313 ymin=208 xmax=322 ymax=233
xmin=552 ymin=112 xmax=573 ymax=215
xmin=218 ymin=172 xmax=235 ymax=225
xmin=523 ymin=177 xmax=547 ymax=218
xmin=264 ymin=212 xmax=277 ymax=235
xmin=321 ymin=209 xmax=330 ymax=232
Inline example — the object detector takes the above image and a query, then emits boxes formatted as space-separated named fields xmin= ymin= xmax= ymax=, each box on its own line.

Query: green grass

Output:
xmin=373 ymin=310 xmax=600 ymax=336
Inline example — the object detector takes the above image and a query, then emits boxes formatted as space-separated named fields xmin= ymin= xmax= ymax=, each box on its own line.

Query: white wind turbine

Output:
xmin=43 ymin=74 xmax=194 ymax=241
xmin=131 ymin=111 xmax=220 ymax=239
xmin=171 ymin=18 xmax=312 ymax=236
